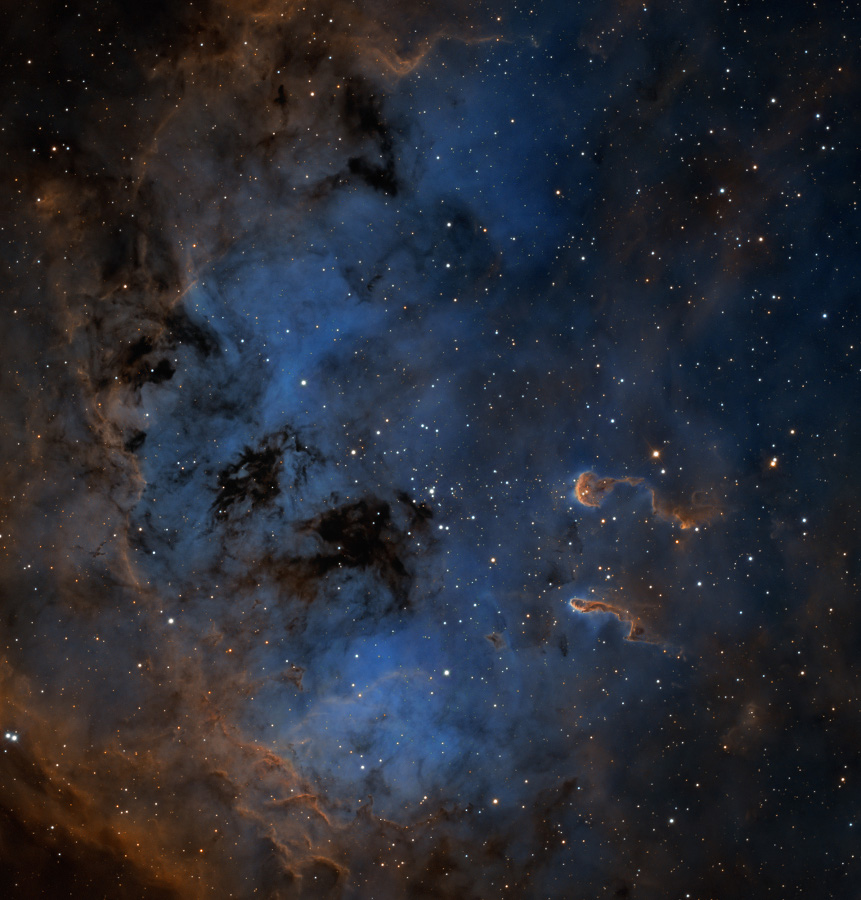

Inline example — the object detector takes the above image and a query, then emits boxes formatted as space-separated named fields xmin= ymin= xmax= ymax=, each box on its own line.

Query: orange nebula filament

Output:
xmin=574 ymin=471 xmax=643 ymax=508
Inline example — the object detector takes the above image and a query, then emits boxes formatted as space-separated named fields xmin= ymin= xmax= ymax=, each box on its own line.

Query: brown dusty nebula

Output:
xmin=568 ymin=598 xmax=650 ymax=643
xmin=575 ymin=471 xmax=723 ymax=531
xmin=1 ymin=0 xmax=855 ymax=896
xmin=574 ymin=472 xmax=644 ymax=508
xmin=649 ymin=489 xmax=723 ymax=530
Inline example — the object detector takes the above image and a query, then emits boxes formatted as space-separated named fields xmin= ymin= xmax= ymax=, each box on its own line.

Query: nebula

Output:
xmin=1 ymin=0 xmax=859 ymax=897
xmin=574 ymin=471 xmax=645 ymax=508
xmin=649 ymin=487 xmax=724 ymax=530
xmin=568 ymin=598 xmax=649 ymax=643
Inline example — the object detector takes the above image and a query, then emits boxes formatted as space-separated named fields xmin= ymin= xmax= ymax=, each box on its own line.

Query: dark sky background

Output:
xmin=1 ymin=0 xmax=859 ymax=897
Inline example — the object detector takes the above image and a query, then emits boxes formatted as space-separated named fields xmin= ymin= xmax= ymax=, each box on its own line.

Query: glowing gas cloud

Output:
xmin=1 ymin=0 xmax=856 ymax=896
xmin=574 ymin=471 xmax=644 ymax=507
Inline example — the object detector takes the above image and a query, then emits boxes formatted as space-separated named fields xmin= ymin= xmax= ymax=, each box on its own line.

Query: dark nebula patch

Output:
xmin=308 ymin=498 xmax=395 ymax=561
xmin=214 ymin=429 xmax=320 ymax=520
xmin=113 ymin=335 xmax=176 ymax=389
xmin=293 ymin=497 xmax=419 ymax=606
xmin=340 ymin=78 xmax=399 ymax=195
xmin=485 ymin=631 xmax=506 ymax=650
xmin=342 ymin=78 xmax=389 ymax=141
xmin=124 ymin=429 xmax=147 ymax=453
xmin=346 ymin=154 xmax=399 ymax=196
xmin=396 ymin=490 xmax=434 ymax=524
